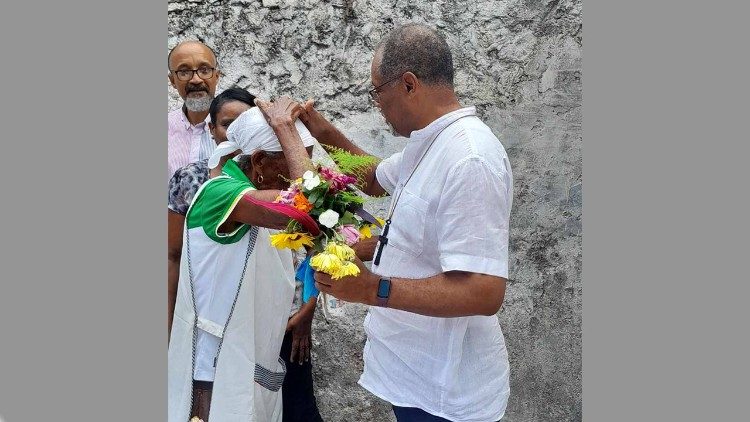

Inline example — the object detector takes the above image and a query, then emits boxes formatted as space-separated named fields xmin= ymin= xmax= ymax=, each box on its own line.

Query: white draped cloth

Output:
xmin=208 ymin=106 xmax=317 ymax=169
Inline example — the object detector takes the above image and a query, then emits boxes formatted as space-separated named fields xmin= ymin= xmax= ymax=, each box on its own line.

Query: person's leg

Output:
xmin=392 ymin=406 xmax=453 ymax=422
xmin=280 ymin=330 xmax=324 ymax=422
xmin=190 ymin=380 xmax=213 ymax=421
xmin=392 ymin=405 xmax=501 ymax=422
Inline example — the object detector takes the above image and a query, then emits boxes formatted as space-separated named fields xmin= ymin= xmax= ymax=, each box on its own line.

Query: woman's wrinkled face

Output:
xmin=209 ymin=101 xmax=252 ymax=144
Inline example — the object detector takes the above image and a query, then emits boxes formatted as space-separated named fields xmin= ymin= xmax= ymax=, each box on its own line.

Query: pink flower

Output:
xmin=320 ymin=167 xmax=357 ymax=191
xmin=319 ymin=167 xmax=337 ymax=180
xmin=337 ymin=224 xmax=361 ymax=246
xmin=275 ymin=185 xmax=299 ymax=205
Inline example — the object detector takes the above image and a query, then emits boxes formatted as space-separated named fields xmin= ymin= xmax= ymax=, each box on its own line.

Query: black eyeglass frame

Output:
xmin=368 ymin=72 xmax=408 ymax=102
xmin=170 ymin=66 xmax=217 ymax=82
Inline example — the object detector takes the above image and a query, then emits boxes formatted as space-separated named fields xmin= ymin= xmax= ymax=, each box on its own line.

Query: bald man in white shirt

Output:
xmin=303 ymin=23 xmax=512 ymax=422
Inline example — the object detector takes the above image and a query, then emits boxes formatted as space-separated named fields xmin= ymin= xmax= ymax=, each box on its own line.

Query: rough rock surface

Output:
xmin=169 ymin=1 xmax=582 ymax=420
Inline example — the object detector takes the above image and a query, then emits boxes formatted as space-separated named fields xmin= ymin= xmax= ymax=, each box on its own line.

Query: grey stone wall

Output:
xmin=169 ymin=0 xmax=582 ymax=420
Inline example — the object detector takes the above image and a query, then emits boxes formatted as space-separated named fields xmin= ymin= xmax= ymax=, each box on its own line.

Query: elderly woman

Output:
xmin=168 ymin=88 xmax=265 ymax=340
xmin=168 ymin=95 xmax=319 ymax=422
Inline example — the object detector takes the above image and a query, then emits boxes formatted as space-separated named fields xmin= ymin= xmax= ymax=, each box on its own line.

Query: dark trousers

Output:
xmin=393 ymin=406 xmax=452 ymax=422
xmin=280 ymin=330 xmax=324 ymax=422
xmin=393 ymin=406 xmax=501 ymax=422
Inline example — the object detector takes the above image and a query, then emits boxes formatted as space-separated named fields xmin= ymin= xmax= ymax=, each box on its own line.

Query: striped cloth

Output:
xmin=254 ymin=357 xmax=287 ymax=392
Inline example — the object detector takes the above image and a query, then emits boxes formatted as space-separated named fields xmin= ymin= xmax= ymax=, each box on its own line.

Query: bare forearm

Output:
xmin=272 ymin=122 xmax=314 ymax=178
xmin=167 ymin=210 xmax=185 ymax=341
xmin=315 ymin=126 xmax=385 ymax=196
xmin=297 ymin=296 xmax=317 ymax=319
xmin=366 ymin=272 xmax=506 ymax=317
xmin=168 ymin=258 xmax=179 ymax=341
xmin=230 ymin=189 xmax=292 ymax=229
xmin=317 ymin=124 xmax=371 ymax=157
xmin=248 ymin=189 xmax=283 ymax=202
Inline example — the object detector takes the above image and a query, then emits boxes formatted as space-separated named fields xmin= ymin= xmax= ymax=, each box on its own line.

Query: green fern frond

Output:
xmin=321 ymin=144 xmax=380 ymax=184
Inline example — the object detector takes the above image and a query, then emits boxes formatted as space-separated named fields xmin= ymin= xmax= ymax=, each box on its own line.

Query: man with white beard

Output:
xmin=168 ymin=40 xmax=222 ymax=182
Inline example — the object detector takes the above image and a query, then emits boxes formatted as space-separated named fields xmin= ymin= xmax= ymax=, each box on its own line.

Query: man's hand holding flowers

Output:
xmin=312 ymin=255 xmax=380 ymax=306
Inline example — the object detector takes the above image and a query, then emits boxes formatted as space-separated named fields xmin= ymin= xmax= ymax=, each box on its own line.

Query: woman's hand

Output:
xmin=285 ymin=297 xmax=317 ymax=364
xmin=253 ymin=95 xmax=315 ymax=178
xmin=254 ymin=96 xmax=303 ymax=129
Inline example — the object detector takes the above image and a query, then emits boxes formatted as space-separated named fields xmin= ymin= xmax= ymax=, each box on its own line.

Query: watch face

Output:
xmin=377 ymin=278 xmax=390 ymax=297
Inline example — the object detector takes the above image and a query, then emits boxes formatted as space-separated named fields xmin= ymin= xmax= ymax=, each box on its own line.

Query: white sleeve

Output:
xmin=374 ymin=151 xmax=403 ymax=195
xmin=435 ymin=156 xmax=512 ymax=278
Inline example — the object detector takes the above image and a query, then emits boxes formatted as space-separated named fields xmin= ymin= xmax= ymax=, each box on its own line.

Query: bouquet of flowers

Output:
xmin=268 ymin=147 xmax=382 ymax=281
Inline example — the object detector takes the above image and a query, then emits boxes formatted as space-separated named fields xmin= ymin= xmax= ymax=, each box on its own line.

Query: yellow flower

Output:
xmin=325 ymin=241 xmax=355 ymax=260
xmin=359 ymin=224 xmax=372 ymax=239
xmin=310 ymin=252 xmax=343 ymax=273
xmin=375 ymin=217 xmax=386 ymax=226
xmin=331 ymin=261 xmax=360 ymax=279
xmin=270 ymin=232 xmax=314 ymax=249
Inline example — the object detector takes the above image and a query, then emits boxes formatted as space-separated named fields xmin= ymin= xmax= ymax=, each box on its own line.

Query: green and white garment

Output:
xmin=168 ymin=159 xmax=296 ymax=422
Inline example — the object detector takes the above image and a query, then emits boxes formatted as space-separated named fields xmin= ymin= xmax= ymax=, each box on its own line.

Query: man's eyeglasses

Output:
xmin=171 ymin=66 xmax=217 ymax=81
xmin=368 ymin=73 xmax=406 ymax=102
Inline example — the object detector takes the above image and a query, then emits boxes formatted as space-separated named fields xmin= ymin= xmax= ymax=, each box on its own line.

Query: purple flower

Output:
xmin=276 ymin=185 xmax=299 ymax=205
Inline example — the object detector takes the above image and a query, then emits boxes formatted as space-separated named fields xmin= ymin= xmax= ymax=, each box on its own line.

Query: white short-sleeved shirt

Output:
xmin=359 ymin=107 xmax=513 ymax=422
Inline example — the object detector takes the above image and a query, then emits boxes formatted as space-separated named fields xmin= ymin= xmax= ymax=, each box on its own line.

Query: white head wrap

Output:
xmin=208 ymin=106 xmax=317 ymax=169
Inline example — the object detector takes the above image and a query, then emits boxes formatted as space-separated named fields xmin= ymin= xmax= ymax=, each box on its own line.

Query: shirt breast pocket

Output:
xmin=388 ymin=189 xmax=429 ymax=257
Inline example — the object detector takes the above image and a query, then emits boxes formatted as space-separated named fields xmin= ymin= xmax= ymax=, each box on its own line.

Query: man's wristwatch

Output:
xmin=376 ymin=277 xmax=391 ymax=307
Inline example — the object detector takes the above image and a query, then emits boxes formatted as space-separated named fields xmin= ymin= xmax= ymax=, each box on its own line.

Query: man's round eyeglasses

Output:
xmin=171 ymin=67 xmax=216 ymax=81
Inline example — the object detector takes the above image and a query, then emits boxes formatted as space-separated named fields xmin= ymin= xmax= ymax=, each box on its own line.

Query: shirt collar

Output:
xmin=396 ymin=106 xmax=477 ymax=180
xmin=175 ymin=104 xmax=210 ymax=130
xmin=407 ymin=106 xmax=476 ymax=144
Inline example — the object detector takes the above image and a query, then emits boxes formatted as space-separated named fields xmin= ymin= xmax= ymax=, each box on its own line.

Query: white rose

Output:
xmin=303 ymin=174 xmax=321 ymax=190
xmin=302 ymin=170 xmax=315 ymax=180
xmin=318 ymin=209 xmax=340 ymax=228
